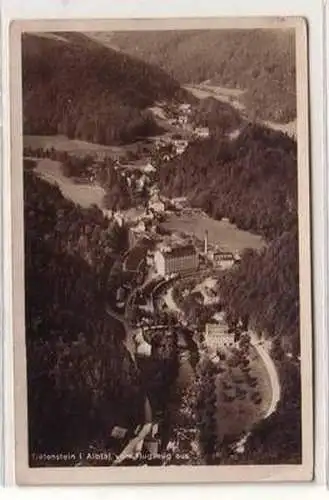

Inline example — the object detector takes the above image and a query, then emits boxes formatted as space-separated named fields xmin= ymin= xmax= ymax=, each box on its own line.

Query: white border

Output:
xmin=1 ymin=0 xmax=327 ymax=496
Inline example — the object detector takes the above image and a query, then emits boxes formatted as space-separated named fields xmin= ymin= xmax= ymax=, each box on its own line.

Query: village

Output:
xmin=23 ymin=95 xmax=280 ymax=467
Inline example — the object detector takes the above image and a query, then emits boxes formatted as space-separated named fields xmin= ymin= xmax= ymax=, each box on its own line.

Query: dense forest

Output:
xmin=96 ymin=29 xmax=296 ymax=122
xmin=219 ymin=226 xmax=300 ymax=356
xmin=240 ymin=359 xmax=301 ymax=464
xmin=159 ymin=123 xmax=297 ymax=240
xmin=192 ymin=97 xmax=243 ymax=134
xmin=22 ymin=32 xmax=187 ymax=145
xmin=24 ymin=172 xmax=146 ymax=456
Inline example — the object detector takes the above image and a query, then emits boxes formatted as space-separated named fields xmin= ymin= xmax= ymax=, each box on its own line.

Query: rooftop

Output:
xmin=205 ymin=322 xmax=230 ymax=336
xmin=161 ymin=244 xmax=197 ymax=259
xmin=211 ymin=250 xmax=235 ymax=257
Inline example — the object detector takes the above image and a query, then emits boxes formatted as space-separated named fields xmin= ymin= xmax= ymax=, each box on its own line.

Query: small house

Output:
xmin=111 ymin=426 xmax=128 ymax=439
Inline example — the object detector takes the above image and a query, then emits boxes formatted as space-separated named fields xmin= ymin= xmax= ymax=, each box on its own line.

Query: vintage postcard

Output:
xmin=10 ymin=17 xmax=313 ymax=484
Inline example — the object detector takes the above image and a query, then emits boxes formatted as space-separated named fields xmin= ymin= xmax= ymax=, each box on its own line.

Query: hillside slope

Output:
xmin=96 ymin=29 xmax=296 ymax=123
xmin=22 ymin=32 xmax=187 ymax=145
xmin=25 ymin=172 xmax=146 ymax=455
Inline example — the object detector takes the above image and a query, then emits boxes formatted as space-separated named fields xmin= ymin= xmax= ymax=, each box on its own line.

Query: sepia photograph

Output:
xmin=10 ymin=17 xmax=312 ymax=484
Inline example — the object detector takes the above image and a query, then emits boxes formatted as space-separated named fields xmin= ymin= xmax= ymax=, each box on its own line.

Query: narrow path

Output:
xmin=106 ymin=302 xmax=136 ymax=363
xmin=163 ymin=286 xmax=182 ymax=315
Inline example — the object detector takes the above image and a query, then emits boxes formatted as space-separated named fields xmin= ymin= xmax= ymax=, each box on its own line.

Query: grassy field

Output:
xmin=34 ymin=158 xmax=106 ymax=209
xmin=215 ymin=344 xmax=272 ymax=443
xmin=161 ymin=213 xmax=265 ymax=253
xmin=24 ymin=134 xmax=124 ymax=158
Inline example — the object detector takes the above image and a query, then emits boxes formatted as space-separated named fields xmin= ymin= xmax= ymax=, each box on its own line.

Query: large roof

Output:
xmin=162 ymin=244 xmax=197 ymax=259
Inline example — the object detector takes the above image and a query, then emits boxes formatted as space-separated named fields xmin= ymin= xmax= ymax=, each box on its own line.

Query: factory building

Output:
xmin=154 ymin=244 xmax=198 ymax=276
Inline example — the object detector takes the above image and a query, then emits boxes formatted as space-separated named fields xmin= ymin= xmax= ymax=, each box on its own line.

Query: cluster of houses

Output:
xmin=166 ymin=102 xmax=192 ymax=128
xmin=152 ymin=100 xmax=210 ymax=157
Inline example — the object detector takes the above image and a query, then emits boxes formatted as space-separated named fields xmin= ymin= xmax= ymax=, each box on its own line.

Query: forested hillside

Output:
xmin=241 ymin=359 xmax=301 ymax=464
xmin=25 ymin=172 xmax=145 ymax=455
xmin=22 ymin=32 xmax=187 ymax=145
xmin=97 ymin=29 xmax=296 ymax=123
xmin=192 ymin=97 xmax=243 ymax=134
xmin=219 ymin=226 xmax=300 ymax=355
xmin=159 ymin=124 xmax=297 ymax=240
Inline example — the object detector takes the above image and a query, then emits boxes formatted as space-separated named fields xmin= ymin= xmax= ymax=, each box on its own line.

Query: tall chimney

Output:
xmin=204 ymin=230 xmax=208 ymax=254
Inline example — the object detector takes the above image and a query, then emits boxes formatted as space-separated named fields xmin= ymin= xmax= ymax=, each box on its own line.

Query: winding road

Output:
xmin=249 ymin=333 xmax=281 ymax=418
xmin=162 ymin=286 xmax=182 ymax=315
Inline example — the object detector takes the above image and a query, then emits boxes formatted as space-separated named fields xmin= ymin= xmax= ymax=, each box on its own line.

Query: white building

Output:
xmin=212 ymin=311 xmax=226 ymax=323
xmin=178 ymin=103 xmax=192 ymax=113
xmin=177 ymin=115 xmax=188 ymax=126
xmin=135 ymin=221 xmax=146 ymax=232
xmin=141 ymin=162 xmax=156 ymax=174
xmin=111 ymin=426 xmax=128 ymax=439
xmin=136 ymin=174 xmax=148 ymax=191
xmin=175 ymin=143 xmax=188 ymax=155
xmin=209 ymin=250 xmax=236 ymax=270
xmin=171 ymin=196 xmax=189 ymax=209
xmin=149 ymin=200 xmax=165 ymax=213
xmin=152 ymin=423 xmax=159 ymax=437
xmin=114 ymin=212 xmax=124 ymax=227
xmin=154 ymin=244 xmax=198 ymax=276
xmin=102 ymin=208 xmax=113 ymax=220
xmin=149 ymin=185 xmax=160 ymax=197
xmin=205 ymin=323 xmax=234 ymax=352
xmin=134 ymin=329 xmax=152 ymax=357
xmin=195 ymin=127 xmax=210 ymax=138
